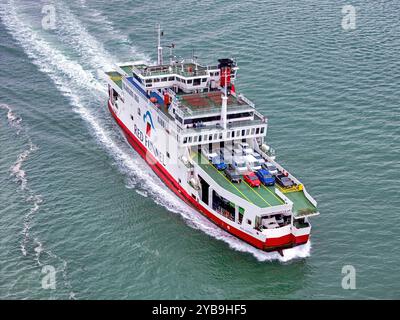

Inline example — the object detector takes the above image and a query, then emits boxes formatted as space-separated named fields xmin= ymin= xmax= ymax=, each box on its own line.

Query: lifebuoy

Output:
xmin=150 ymin=97 xmax=158 ymax=104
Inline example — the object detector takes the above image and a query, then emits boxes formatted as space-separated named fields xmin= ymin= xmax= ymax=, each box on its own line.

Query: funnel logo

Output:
xmin=143 ymin=110 xmax=155 ymax=137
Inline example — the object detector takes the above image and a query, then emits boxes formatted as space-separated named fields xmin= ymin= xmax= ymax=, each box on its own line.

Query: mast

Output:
xmin=157 ymin=23 xmax=163 ymax=65
xmin=221 ymin=77 xmax=228 ymax=130
xmin=218 ymin=59 xmax=233 ymax=130
xmin=167 ymin=43 xmax=175 ymax=65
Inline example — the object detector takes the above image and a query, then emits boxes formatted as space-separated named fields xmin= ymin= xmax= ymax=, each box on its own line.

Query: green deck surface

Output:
xmin=106 ymin=71 xmax=122 ymax=89
xmin=193 ymin=153 xmax=285 ymax=208
xmin=120 ymin=65 xmax=133 ymax=74
xmin=285 ymin=191 xmax=318 ymax=216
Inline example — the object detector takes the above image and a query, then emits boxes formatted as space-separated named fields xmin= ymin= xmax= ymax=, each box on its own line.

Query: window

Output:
xmin=154 ymin=78 xmax=160 ymax=83
xmin=209 ymin=134 xmax=212 ymax=141
xmin=239 ymin=207 xmax=244 ymax=224
xmin=219 ymin=133 xmax=223 ymax=139
xmin=214 ymin=133 xmax=218 ymax=140
xmin=256 ymin=127 xmax=260 ymax=134
xmin=130 ymin=115 xmax=134 ymax=120
xmin=242 ymin=129 xmax=245 ymax=136
xmin=246 ymin=129 xmax=250 ymax=136
xmin=187 ymin=79 xmax=193 ymax=84
xmin=202 ymin=78 xmax=207 ymax=82
xmin=145 ymin=79 xmax=152 ymax=83
xmin=168 ymin=76 xmax=175 ymax=81
xmin=210 ymin=72 xmax=214 ymax=76
xmin=161 ymin=77 xmax=168 ymax=82
xmin=183 ymin=137 xmax=188 ymax=144
xmin=212 ymin=191 xmax=235 ymax=221
xmin=188 ymin=137 xmax=192 ymax=143
xmin=193 ymin=136 xmax=198 ymax=142
xmin=251 ymin=128 xmax=255 ymax=135
xmin=232 ymin=131 xmax=235 ymax=138
xmin=167 ymin=152 xmax=170 ymax=158
xmin=137 ymin=108 xmax=141 ymax=116
xmin=247 ymin=219 xmax=252 ymax=225
xmin=227 ymin=131 xmax=231 ymax=138
xmin=157 ymin=116 xmax=166 ymax=128
xmin=193 ymin=78 xmax=201 ymax=86
xmin=261 ymin=127 xmax=265 ymax=134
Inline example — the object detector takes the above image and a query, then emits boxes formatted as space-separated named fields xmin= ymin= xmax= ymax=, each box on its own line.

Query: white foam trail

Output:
xmin=21 ymin=194 xmax=43 ymax=256
xmin=1 ymin=1 xmax=310 ymax=262
xmin=0 ymin=103 xmax=22 ymax=133
xmin=53 ymin=4 xmax=115 ymax=71
xmin=0 ymin=102 xmax=75 ymax=297
xmin=70 ymin=1 xmax=151 ymax=62
xmin=10 ymin=141 xmax=38 ymax=191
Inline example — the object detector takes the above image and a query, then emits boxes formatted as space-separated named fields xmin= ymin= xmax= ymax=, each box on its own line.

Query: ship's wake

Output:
xmin=0 ymin=103 xmax=75 ymax=299
xmin=0 ymin=0 xmax=311 ymax=263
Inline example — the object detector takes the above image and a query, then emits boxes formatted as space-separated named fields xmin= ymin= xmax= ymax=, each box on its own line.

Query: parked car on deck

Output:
xmin=224 ymin=165 xmax=242 ymax=183
xmin=243 ymin=172 xmax=261 ymax=188
xmin=262 ymin=162 xmax=278 ymax=175
xmin=255 ymin=169 xmax=275 ymax=186
xmin=232 ymin=157 xmax=248 ymax=174
xmin=253 ymin=152 xmax=266 ymax=165
xmin=244 ymin=155 xmax=262 ymax=171
xmin=276 ymin=174 xmax=294 ymax=188
xmin=211 ymin=155 xmax=227 ymax=171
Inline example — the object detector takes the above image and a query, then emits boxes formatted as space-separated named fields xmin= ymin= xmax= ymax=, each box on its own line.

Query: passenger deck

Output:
xmin=177 ymin=91 xmax=252 ymax=117
xmin=106 ymin=71 xmax=122 ymax=89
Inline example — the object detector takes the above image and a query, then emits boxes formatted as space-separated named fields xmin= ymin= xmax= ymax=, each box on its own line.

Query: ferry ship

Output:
xmin=104 ymin=25 xmax=319 ymax=253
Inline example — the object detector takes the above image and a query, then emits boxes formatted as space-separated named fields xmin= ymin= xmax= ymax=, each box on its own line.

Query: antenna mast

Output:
xmin=157 ymin=23 xmax=163 ymax=65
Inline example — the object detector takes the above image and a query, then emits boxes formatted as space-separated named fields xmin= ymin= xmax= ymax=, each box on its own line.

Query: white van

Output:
xmin=252 ymin=151 xmax=266 ymax=165
xmin=232 ymin=156 xmax=248 ymax=173
xmin=242 ymin=147 xmax=253 ymax=156
xmin=244 ymin=154 xmax=262 ymax=171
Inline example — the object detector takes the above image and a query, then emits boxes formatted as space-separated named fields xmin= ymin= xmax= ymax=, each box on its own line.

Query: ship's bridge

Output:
xmin=123 ymin=58 xmax=237 ymax=94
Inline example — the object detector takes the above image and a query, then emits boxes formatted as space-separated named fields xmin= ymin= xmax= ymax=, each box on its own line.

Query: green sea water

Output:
xmin=0 ymin=0 xmax=399 ymax=299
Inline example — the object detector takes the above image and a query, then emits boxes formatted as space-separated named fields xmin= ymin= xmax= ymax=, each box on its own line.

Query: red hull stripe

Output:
xmin=108 ymin=101 xmax=308 ymax=250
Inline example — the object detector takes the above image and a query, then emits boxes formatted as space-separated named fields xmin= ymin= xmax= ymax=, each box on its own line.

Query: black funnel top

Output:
xmin=218 ymin=58 xmax=234 ymax=69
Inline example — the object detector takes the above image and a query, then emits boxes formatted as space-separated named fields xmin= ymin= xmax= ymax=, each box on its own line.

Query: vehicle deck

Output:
xmin=192 ymin=152 xmax=285 ymax=208
xmin=284 ymin=191 xmax=318 ymax=216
